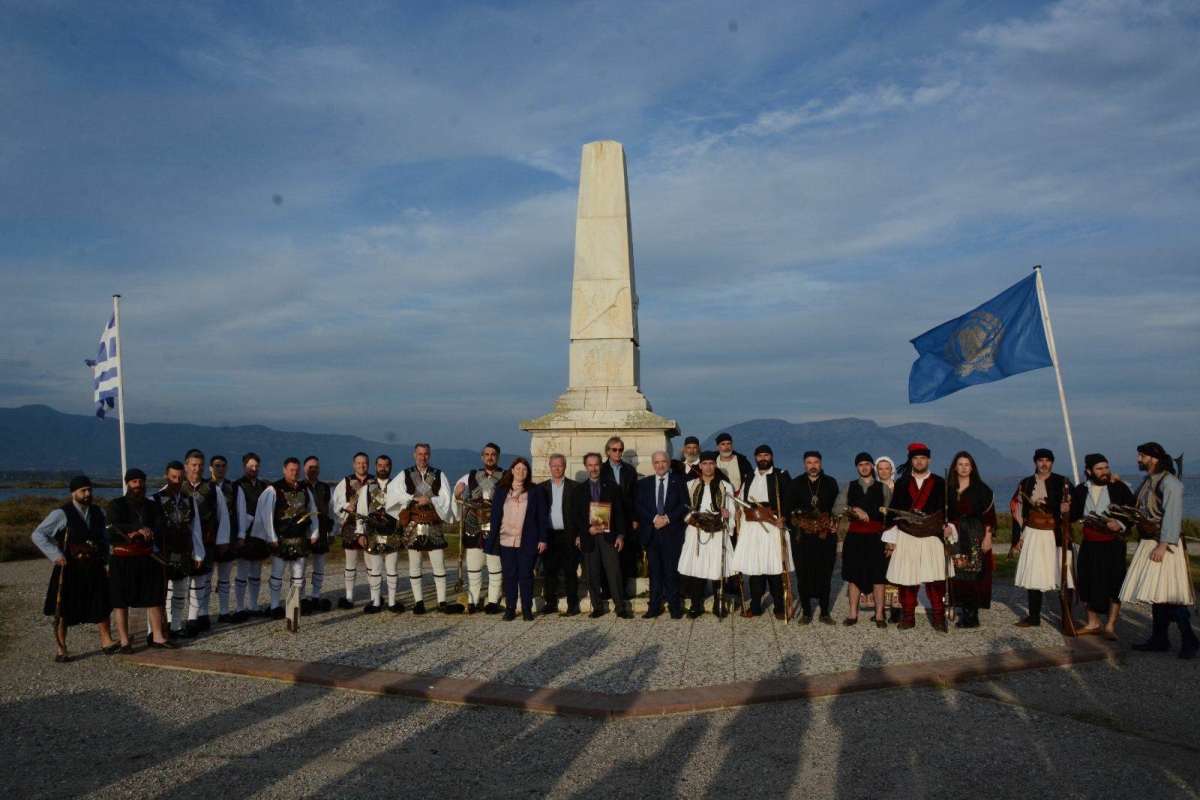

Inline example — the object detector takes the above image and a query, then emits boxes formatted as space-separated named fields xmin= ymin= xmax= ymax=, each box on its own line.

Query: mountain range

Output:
xmin=2 ymin=405 xmax=1028 ymax=483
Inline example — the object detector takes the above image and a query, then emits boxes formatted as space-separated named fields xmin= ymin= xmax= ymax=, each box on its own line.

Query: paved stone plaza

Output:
xmin=5 ymin=555 xmax=1200 ymax=798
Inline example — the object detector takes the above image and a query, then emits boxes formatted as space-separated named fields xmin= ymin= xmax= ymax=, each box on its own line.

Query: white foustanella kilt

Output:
xmin=731 ymin=521 xmax=793 ymax=575
xmin=885 ymin=530 xmax=952 ymax=586
xmin=1014 ymin=526 xmax=1074 ymax=592
xmin=1119 ymin=538 xmax=1195 ymax=605
xmin=678 ymin=525 xmax=734 ymax=581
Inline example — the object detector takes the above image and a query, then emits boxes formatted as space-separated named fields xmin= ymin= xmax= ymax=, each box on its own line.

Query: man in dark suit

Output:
xmin=539 ymin=453 xmax=581 ymax=616
xmin=573 ymin=451 xmax=632 ymax=619
xmin=635 ymin=451 xmax=689 ymax=619
xmin=601 ymin=436 xmax=639 ymax=604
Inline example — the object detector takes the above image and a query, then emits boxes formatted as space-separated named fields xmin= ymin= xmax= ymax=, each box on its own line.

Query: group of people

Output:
xmin=32 ymin=434 xmax=1197 ymax=661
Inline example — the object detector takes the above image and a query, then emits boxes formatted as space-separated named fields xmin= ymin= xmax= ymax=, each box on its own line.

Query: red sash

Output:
xmin=847 ymin=520 xmax=884 ymax=534
xmin=1081 ymin=523 xmax=1117 ymax=543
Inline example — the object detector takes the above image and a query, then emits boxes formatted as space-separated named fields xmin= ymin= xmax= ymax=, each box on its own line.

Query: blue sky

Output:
xmin=2 ymin=0 xmax=1197 ymax=469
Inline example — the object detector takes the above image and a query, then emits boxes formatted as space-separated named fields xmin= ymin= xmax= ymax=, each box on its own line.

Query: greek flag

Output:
xmin=908 ymin=273 xmax=1053 ymax=403
xmin=84 ymin=314 xmax=120 ymax=418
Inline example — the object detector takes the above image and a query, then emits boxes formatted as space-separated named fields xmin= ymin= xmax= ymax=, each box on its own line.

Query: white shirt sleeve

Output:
xmin=385 ymin=478 xmax=413 ymax=518
xmin=356 ymin=483 xmax=371 ymax=534
xmin=881 ymin=525 xmax=899 ymax=545
xmin=255 ymin=487 xmax=277 ymax=544
xmin=237 ymin=488 xmax=250 ymax=539
xmin=308 ymin=488 xmax=320 ymax=541
xmin=215 ymin=489 xmax=231 ymax=546
xmin=190 ymin=498 xmax=206 ymax=561
xmin=331 ymin=480 xmax=348 ymax=528
xmin=431 ymin=473 xmax=454 ymax=522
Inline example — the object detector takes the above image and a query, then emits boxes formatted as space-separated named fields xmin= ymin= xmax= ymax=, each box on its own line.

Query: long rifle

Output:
xmin=775 ymin=473 xmax=792 ymax=625
xmin=1059 ymin=486 xmax=1078 ymax=637
xmin=52 ymin=522 xmax=72 ymax=645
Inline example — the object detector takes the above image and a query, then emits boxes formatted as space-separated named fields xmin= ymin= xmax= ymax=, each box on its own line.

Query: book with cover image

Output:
xmin=589 ymin=501 xmax=612 ymax=533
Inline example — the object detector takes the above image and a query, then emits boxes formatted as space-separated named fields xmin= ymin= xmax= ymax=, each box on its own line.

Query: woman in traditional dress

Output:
xmin=944 ymin=452 xmax=996 ymax=628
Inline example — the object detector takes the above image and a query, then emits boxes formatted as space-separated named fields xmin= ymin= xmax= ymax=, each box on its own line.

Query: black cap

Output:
xmin=124 ymin=468 xmax=147 ymax=483
xmin=715 ymin=432 xmax=732 ymax=444
xmin=68 ymin=475 xmax=92 ymax=493
xmin=1137 ymin=442 xmax=1175 ymax=473
xmin=699 ymin=450 xmax=718 ymax=463
xmin=803 ymin=450 xmax=822 ymax=461
xmin=854 ymin=452 xmax=873 ymax=465
xmin=684 ymin=435 xmax=700 ymax=446
xmin=754 ymin=444 xmax=773 ymax=456
xmin=1083 ymin=453 xmax=1107 ymax=470
xmin=1034 ymin=448 xmax=1055 ymax=462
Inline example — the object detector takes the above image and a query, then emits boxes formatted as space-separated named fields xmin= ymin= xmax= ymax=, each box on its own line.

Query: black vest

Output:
xmin=58 ymin=502 xmax=107 ymax=550
xmin=212 ymin=479 xmax=237 ymax=530
xmin=846 ymin=480 xmax=887 ymax=523
xmin=271 ymin=479 xmax=312 ymax=532
xmin=307 ymin=480 xmax=333 ymax=534
xmin=234 ymin=476 xmax=269 ymax=532
xmin=183 ymin=481 xmax=220 ymax=542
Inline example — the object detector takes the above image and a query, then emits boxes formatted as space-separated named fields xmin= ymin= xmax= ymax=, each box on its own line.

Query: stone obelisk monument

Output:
xmin=522 ymin=141 xmax=678 ymax=481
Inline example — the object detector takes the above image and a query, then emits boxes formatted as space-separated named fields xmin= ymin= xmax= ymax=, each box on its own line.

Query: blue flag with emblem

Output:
xmin=908 ymin=273 xmax=1053 ymax=403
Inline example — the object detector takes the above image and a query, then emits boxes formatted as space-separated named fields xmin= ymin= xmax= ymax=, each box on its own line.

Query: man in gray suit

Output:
xmin=539 ymin=453 xmax=581 ymax=616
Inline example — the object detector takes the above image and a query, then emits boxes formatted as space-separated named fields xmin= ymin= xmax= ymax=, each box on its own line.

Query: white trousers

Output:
xmin=409 ymin=549 xmax=448 ymax=604
xmin=269 ymin=557 xmax=307 ymax=609
xmin=187 ymin=573 xmax=209 ymax=621
xmin=166 ymin=578 xmax=188 ymax=631
xmin=364 ymin=551 xmax=400 ymax=607
xmin=215 ymin=561 xmax=233 ymax=615
xmin=464 ymin=548 xmax=502 ymax=605
xmin=235 ymin=558 xmax=265 ymax=612
xmin=306 ymin=552 xmax=326 ymax=600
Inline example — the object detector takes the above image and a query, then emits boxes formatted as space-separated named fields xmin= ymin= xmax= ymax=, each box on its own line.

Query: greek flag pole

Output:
xmin=1032 ymin=266 xmax=1079 ymax=485
xmin=113 ymin=294 xmax=128 ymax=480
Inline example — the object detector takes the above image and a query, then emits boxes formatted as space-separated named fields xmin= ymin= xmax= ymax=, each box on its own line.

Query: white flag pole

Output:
xmin=112 ymin=294 xmax=128 ymax=480
xmin=1033 ymin=266 xmax=1079 ymax=485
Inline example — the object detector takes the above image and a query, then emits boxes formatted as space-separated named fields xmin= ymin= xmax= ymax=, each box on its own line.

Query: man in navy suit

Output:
xmin=635 ymin=451 xmax=688 ymax=619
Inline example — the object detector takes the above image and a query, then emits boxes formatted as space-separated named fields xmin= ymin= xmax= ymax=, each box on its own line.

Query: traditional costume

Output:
xmin=455 ymin=464 xmax=505 ymax=613
xmin=714 ymin=434 xmax=753 ymax=494
xmin=331 ymin=471 xmax=371 ymax=608
xmin=303 ymin=476 xmax=335 ymax=613
xmin=787 ymin=452 xmax=840 ymax=622
xmin=210 ymin=475 xmax=240 ymax=622
xmin=1071 ymin=454 xmax=1135 ymax=627
xmin=181 ymin=477 xmax=230 ymax=632
xmin=833 ymin=453 xmax=889 ymax=626
xmin=233 ymin=473 xmax=271 ymax=620
xmin=252 ymin=478 xmax=318 ymax=619
xmin=946 ymin=477 xmax=997 ymax=628
xmin=1121 ymin=443 xmax=1198 ymax=658
xmin=1011 ymin=449 xmax=1073 ymax=627
xmin=356 ymin=475 xmax=404 ymax=613
xmin=31 ymin=480 xmax=114 ymax=629
xmin=153 ymin=484 xmax=205 ymax=634
xmin=679 ymin=461 xmax=735 ymax=617
xmin=105 ymin=480 xmax=167 ymax=612
xmin=882 ymin=444 xmax=951 ymax=630
xmin=387 ymin=463 xmax=462 ymax=614
xmin=670 ymin=436 xmax=703 ymax=480
xmin=729 ymin=446 xmax=792 ymax=618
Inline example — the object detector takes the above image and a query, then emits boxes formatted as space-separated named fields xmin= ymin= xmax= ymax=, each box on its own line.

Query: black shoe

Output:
xmin=102 ymin=643 xmax=122 ymax=655
xmin=338 ymin=598 xmax=355 ymax=610
xmin=1131 ymin=639 xmax=1170 ymax=653
xmin=217 ymin=614 xmax=233 ymax=624
xmin=439 ymin=602 xmax=465 ymax=615
xmin=318 ymin=598 xmax=332 ymax=612
xmin=54 ymin=653 xmax=71 ymax=663
xmin=503 ymin=609 xmax=517 ymax=621
xmin=799 ymin=615 xmax=813 ymax=626
xmin=412 ymin=601 xmax=427 ymax=615
xmin=522 ymin=610 xmax=535 ymax=622
xmin=616 ymin=611 xmax=634 ymax=620
xmin=363 ymin=603 xmax=382 ymax=615
xmin=671 ymin=611 xmax=685 ymax=620
xmin=149 ymin=638 xmax=178 ymax=649
xmin=197 ymin=615 xmax=211 ymax=632
xmin=566 ymin=605 xmax=581 ymax=617
xmin=819 ymin=614 xmax=835 ymax=626
xmin=252 ymin=608 xmax=271 ymax=618
xmin=483 ymin=602 xmax=502 ymax=615
xmin=687 ymin=607 xmax=704 ymax=619
xmin=889 ymin=608 xmax=902 ymax=624
xmin=749 ymin=602 xmax=763 ymax=617
xmin=167 ymin=628 xmax=183 ymax=640
xmin=643 ymin=609 xmax=663 ymax=619
xmin=183 ymin=622 xmax=200 ymax=638
xmin=389 ymin=602 xmax=406 ymax=614
xmin=541 ymin=602 xmax=558 ymax=616
xmin=1180 ymin=646 xmax=1199 ymax=660
xmin=119 ymin=643 xmax=134 ymax=654
xmin=874 ymin=619 xmax=888 ymax=629
xmin=843 ymin=617 xmax=858 ymax=627
xmin=231 ymin=610 xmax=250 ymax=623
xmin=300 ymin=599 xmax=313 ymax=616
xmin=270 ymin=607 xmax=285 ymax=621
xmin=588 ymin=609 xmax=605 ymax=619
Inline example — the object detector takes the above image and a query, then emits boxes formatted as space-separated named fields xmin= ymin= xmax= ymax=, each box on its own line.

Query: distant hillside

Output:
xmin=0 ymin=405 xmax=485 ymax=481
xmin=701 ymin=418 xmax=1026 ymax=479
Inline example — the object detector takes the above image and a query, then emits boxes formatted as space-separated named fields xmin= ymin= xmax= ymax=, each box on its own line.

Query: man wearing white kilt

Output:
xmin=388 ymin=444 xmax=464 ymax=615
xmin=1122 ymin=442 xmax=1198 ymax=659
xmin=331 ymin=452 xmax=372 ymax=609
xmin=730 ymin=445 xmax=793 ymax=620
xmin=1010 ymin=448 xmax=1074 ymax=628
xmin=355 ymin=457 xmax=404 ymax=614
xmin=454 ymin=443 xmax=505 ymax=614
xmin=882 ymin=443 xmax=952 ymax=632
xmin=253 ymin=458 xmax=319 ymax=621
xmin=679 ymin=452 xmax=736 ymax=619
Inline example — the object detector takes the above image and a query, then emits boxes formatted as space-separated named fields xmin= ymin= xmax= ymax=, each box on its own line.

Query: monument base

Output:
xmin=522 ymin=395 xmax=678 ymax=482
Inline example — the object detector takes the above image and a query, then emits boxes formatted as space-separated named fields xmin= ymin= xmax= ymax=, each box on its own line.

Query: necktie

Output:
xmin=656 ymin=477 xmax=665 ymax=515
xmin=591 ymin=481 xmax=600 ymax=503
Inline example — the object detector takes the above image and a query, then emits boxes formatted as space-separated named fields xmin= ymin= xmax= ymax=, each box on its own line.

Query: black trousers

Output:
xmin=747 ymin=573 xmax=784 ymax=612
xmin=542 ymin=529 xmax=580 ymax=607
xmin=585 ymin=536 xmax=626 ymax=611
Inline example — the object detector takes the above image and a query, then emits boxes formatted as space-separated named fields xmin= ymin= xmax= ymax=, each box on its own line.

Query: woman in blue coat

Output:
xmin=485 ymin=457 xmax=548 ymax=621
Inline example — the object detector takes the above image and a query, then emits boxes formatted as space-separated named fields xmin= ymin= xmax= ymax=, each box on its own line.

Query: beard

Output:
xmin=1137 ymin=462 xmax=1148 ymax=472
xmin=128 ymin=487 xmax=146 ymax=500
xmin=756 ymin=459 xmax=773 ymax=471
xmin=377 ymin=470 xmax=391 ymax=481
xmin=1089 ymin=473 xmax=1111 ymax=485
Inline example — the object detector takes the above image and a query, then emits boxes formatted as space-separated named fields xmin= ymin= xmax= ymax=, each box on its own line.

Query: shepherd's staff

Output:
xmin=52 ymin=523 xmax=73 ymax=655
xmin=775 ymin=472 xmax=793 ymax=625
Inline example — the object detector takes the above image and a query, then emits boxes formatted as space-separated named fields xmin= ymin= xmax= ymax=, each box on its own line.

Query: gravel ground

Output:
xmin=4 ymin=557 xmax=1199 ymax=799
